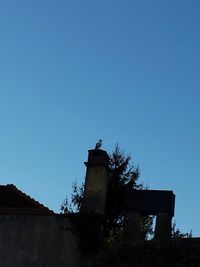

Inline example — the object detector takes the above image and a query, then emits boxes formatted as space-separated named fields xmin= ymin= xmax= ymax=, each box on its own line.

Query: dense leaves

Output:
xmin=61 ymin=145 xmax=154 ymax=241
xmin=61 ymin=144 xmax=192 ymax=246
xmin=104 ymin=145 xmax=153 ymax=240
xmin=172 ymin=222 xmax=192 ymax=239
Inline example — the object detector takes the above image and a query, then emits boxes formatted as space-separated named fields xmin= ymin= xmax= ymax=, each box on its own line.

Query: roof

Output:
xmin=0 ymin=184 xmax=54 ymax=215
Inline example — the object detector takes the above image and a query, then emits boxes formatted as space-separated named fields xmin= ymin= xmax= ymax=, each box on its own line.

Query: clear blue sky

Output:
xmin=0 ymin=0 xmax=200 ymax=235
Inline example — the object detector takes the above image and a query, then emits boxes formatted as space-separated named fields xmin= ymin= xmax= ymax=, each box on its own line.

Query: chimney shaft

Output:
xmin=83 ymin=149 xmax=109 ymax=215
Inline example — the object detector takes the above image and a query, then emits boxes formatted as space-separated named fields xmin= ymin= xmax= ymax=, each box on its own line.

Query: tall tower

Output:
xmin=83 ymin=149 xmax=109 ymax=215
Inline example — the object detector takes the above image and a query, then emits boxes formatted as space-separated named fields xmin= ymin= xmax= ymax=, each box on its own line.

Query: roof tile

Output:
xmin=0 ymin=184 xmax=54 ymax=215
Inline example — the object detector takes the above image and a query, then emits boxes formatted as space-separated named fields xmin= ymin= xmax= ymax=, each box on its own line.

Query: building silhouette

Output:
xmin=0 ymin=148 xmax=199 ymax=267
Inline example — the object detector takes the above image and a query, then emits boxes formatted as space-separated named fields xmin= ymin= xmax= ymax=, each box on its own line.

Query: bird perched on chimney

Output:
xmin=95 ymin=139 xmax=103 ymax=150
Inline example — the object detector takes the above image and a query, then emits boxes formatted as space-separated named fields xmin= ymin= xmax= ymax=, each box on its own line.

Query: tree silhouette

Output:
xmin=61 ymin=145 xmax=153 ymax=241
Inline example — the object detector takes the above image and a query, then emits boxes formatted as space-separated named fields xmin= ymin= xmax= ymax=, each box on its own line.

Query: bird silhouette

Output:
xmin=95 ymin=139 xmax=103 ymax=150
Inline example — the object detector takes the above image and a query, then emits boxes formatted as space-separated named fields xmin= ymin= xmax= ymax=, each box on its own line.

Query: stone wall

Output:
xmin=0 ymin=213 xmax=200 ymax=267
xmin=84 ymin=238 xmax=200 ymax=267
xmin=0 ymin=214 xmax=80 ymax=267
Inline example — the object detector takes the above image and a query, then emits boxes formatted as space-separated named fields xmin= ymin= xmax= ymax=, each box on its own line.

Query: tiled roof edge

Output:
xmin=6 ymin=184 xmax=54 ymax=214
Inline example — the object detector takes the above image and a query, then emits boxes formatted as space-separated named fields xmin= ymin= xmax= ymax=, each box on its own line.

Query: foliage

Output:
xmin=172 ymin=222 xmax=192 ymax=239
xmin=60 ymin=196 xmax=71 ymax=214
xmin=104 ymin=144 xmax=153 ymax=241
xmin=61 ymin=182 xmax=84 ymax=214
xmin=61 ymin=144 xmax=154 ymax=242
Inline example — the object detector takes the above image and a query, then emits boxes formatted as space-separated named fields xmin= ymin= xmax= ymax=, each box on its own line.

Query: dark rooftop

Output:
xmin=0 ymin=184 xmax=54 ymax=215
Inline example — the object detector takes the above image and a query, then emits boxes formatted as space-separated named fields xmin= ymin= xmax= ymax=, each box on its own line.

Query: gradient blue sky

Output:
xmin=0 ymin=0 xmax=200 ymax=235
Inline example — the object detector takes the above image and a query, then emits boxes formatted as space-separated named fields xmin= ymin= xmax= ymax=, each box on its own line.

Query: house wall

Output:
xmin=0 ymin=213 xmax=200 ymax=267
xmin=0 ymin=214 xmax=80 ymax=267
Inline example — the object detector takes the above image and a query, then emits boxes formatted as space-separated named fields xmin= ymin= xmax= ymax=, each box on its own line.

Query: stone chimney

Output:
xmin=83 ymin=149 xmax=109 ymax=215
